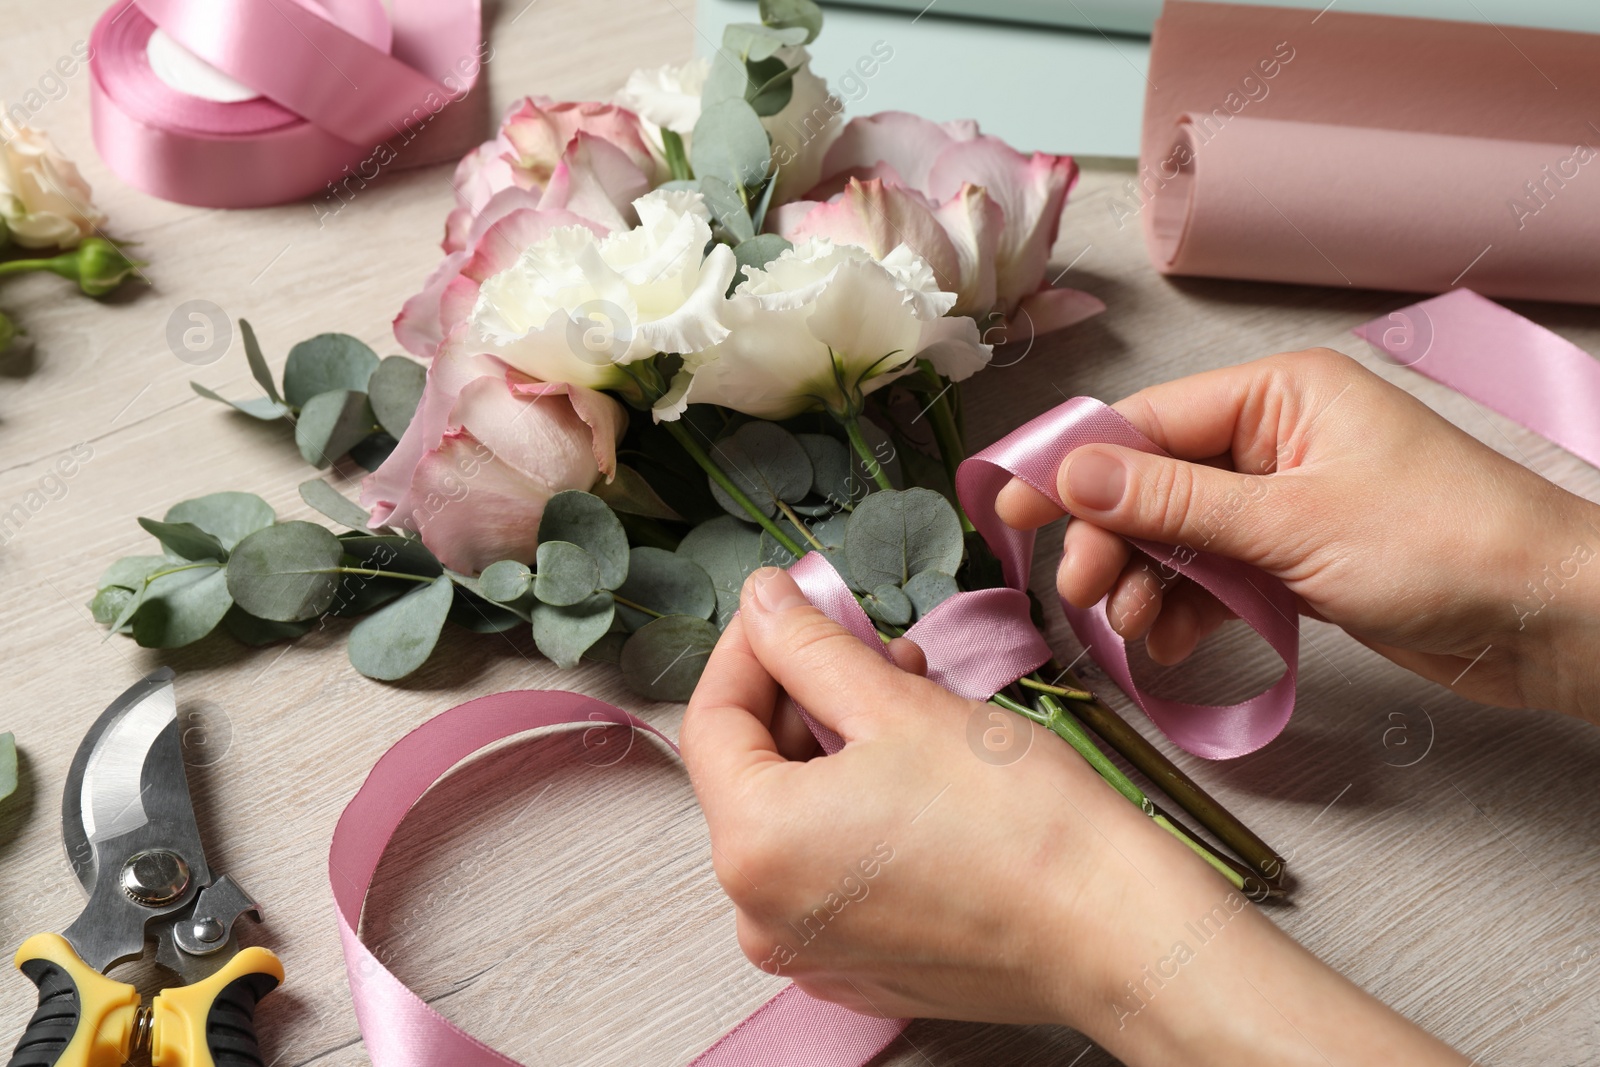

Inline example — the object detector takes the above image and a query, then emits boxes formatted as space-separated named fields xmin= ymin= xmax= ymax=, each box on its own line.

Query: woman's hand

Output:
xmin=682 ymin=566 xmax=1467 ymax=1065
xmin=996 ymin=348 xmax=1600 ymax=722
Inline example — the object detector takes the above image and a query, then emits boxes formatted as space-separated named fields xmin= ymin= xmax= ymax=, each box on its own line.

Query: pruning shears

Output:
xmin=6 ymin=669 xmax=282 ymax=1067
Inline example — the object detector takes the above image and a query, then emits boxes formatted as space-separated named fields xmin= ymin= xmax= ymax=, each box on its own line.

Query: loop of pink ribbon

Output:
xmin=89 ymin=0 xmax=482 ymax=207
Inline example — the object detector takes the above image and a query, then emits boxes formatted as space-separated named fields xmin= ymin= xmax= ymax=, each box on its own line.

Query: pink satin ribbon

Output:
xmin=89 ymin=0 xmax=482 ymax=207
xmin=330 ymin=690 xmax=908 ymax=1066
xmin=1353 ymin=289 xmax=1600 ymax=469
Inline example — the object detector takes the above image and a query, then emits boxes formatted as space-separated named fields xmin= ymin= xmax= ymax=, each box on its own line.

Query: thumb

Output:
xmin=739 ymin=567 xmax=953 ymax=742
xmin=1058 ymin=444 xmax=1282 ymax=565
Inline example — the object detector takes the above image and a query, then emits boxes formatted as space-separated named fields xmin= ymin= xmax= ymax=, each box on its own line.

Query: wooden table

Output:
xmin=2 ymin=2 xmax=1597 ymax=1064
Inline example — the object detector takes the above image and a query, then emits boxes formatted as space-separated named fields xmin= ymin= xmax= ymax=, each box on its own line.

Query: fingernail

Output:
xmin=1066 ymin=450 xmax=1125 ymax=511
xmin=746 ymin=566 xmax=809 ymax=613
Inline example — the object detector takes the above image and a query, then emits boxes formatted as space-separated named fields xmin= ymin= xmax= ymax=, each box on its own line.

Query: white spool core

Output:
xmin=146 ymin=29 xmax=261 ymax=103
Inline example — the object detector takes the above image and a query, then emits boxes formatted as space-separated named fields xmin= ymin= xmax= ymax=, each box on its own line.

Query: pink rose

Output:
xmin=360 ymin=343 xmax=627 ymax=574
xmin=442 ymin=96 xmax=658 ymax=253
xmin=771 ymin=111 xmax=1103 ymax=339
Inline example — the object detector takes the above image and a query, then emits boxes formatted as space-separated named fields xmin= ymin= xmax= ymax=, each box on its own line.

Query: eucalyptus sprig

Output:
xmin=190 ymin=320 xmax=425 ymax=471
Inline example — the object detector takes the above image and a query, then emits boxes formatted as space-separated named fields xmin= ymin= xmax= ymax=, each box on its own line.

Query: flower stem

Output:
xmin=1005 ymin=691 xmax=1261 ymax=896
xmin=921 ymin=382 xmax=976 ymax=534
xmin=842 ymin=414 xmax=894 ymax=492
xmin=1042 ymin=659 xmax=1287 ymax=887
xmin=1018 ymin=676 xmax=1095 ymax=701
xmin=664 ymin=420 xmax=808 ymax=558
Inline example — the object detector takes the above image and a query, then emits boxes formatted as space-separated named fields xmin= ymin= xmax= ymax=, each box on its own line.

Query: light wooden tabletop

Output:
xmin=2 ymin=2 xmax=1597 ymax=1065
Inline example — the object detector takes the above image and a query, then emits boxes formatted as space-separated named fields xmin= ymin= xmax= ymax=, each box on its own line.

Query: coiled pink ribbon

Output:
xmin=89 ymin=0 xmax=483 ymax=207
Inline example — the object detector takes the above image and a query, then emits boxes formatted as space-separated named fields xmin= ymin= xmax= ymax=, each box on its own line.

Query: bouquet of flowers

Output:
xmin=94 ymin=0 xmax=1286 ymax=896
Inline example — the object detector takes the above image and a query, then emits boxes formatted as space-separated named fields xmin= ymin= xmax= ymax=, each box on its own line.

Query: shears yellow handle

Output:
xmin=7 ymin=934 xmax=283 ymax=1067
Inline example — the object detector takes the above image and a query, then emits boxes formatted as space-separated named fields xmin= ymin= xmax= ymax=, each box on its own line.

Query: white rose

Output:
xmin=0 ymin=120 xmax=105 ymax=249
xmin=659 ymin=238 xmax=989 ymax=421
xmin=615 ymin=49 xmax=839 ymax=201
xmin=471 ymin=189 xmax=737 ymax=390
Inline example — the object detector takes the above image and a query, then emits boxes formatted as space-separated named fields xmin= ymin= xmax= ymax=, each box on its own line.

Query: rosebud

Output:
xmin=68 ymin=237 xmax=143 ymax=296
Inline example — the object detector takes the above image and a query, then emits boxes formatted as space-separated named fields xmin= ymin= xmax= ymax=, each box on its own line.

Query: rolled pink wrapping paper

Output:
xmin=1141 ymin=1 xmax=1600 ymax=304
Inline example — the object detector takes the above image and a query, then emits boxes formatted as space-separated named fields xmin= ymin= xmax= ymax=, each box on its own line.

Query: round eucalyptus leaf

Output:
xmin=614 ymin=547 xmax=716 ymax=631
xmin=480 ymin=559 xmax=534 ymax=603
xmin=701 ymin=50 xmax=749 ymax=106
xmin=759 ymin=529 xmax=801 ymax=568
xmin=347 ymin=431 xmax=399 ymax=472
xmin=347 ymin=574 xmax=454 ymax=680
xmin=299 ymin=479 xmax=372 ymax=531
xmin=593 ymin=464 xmax=683 ymax=520
xmin=533 ymin=542 xmax=599 ymax=607
xmin=699 ymin=176 xmax=755 ymax=243
xmin=339 ymin=533 xmax=442 ymax=577
xmin=759 ymin=0 xmax=823 ymax=41
xmin=538 ymin=491 xmax=629 ymax=590
xmin=619 ymin=615 xmax=720 ymax=702
xmin=131 ymin=565 xmax=232 ymax=648
xmin=89 ymin=586 xmax=136 ymax=628
xmin=707 ymin=421 xmax=813 ymax=519
xmin=137 ymin=518 xmax=227 ymax=563
xmin=744 ymin=55 xmax=797 ymax=116
xmin=732 ymin=233 xmax=793 ymax=288
xmin=723 ymin=21 xmax=809 ymax=60
xmin=844 ymin=487 xmax=964 ymax=591
xmin=190 ymin=381 xmax=290 ymax=421
xmin=863 ymin=583 xmax=913 ymax=627
xmin=796 ymin=433 xmax=862 ymax=508
xmin=0 ymin=734 xmax=14 ymax=803
xmin=223 ymin=605 xmax=314 ymax=647
xmin=582 ymin=629 xmax=629 ymax=665
xmin=690 ymin=97 xmax=771 ymax=191
xmin=368 ymin=355 xmax=427 ymax=438
xmin=296 ymin=390 xmax=377 ymax=468
xmin=532 ymin=592 xmax=615 ymax=669
xmin=678 ymin=516 xmax=764 ymax=627
xmin=226 ymin=521 xmax=345 ymax=622
xmin=96 ymin=555 xmax=168 ymax=592
xmin=282 ymin=333 xmax=380 ymax=408
xmin=165 ymin=492 xmax=276 ymax=551
xmin=904 ymin=569 xmax=959 ymax=618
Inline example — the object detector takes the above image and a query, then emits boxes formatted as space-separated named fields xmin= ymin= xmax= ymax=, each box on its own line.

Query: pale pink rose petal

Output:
xmin=462 ymin=205 xmax=609 ymax=283
xmin=407 ymin=429 xmax=550 ymax=573
xmin=361 ymin=344 xmax=506 ymax=526
xmin=393 ymin=251 xmax=469 ymax=360
xmin=502 ymin=96 xmax=656 ymax=185
xmin=537 ymin=132 xmax=651 ymax=233
xmin=1005 ymin=287 xmax=1106 ymax=343
xmin=816 ymin=111 xmax=978 ymax=193
xmin=444 ymin=139 xmax=516 ymax=252
xmin=777 ymin=178 xmax=962 ymax=298
xmin=803 ymin=160 xmax=904 ymax=204
xmin=505 ymin=375 xmax=628 ymax=481
xmin=926 ymin=142 xmax=1077 ymax=314
xmin=931 ymin=183 xmax=1004 ymax=318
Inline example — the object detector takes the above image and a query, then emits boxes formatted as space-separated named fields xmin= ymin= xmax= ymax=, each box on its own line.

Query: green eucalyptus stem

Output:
xmin=332 ymin=567 xmax=437 ymax=584
xmin=776 ymin=500 xmax=827 ymax=552
xmin=663 ymin=420 xmax=808 ymax=558
xmin=613 ymin=594 xmax=666 ymax=619
xmin=842 ymin=414 xmax=895 ymax=492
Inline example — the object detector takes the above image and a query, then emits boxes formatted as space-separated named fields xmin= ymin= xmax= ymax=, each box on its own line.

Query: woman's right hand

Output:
xmin=995 ymin=348 xmax=1600 ymax=722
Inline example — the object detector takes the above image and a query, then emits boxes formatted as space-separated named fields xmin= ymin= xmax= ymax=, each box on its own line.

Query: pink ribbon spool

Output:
xmin=88 ymin=0 xmax=484 ymax=207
